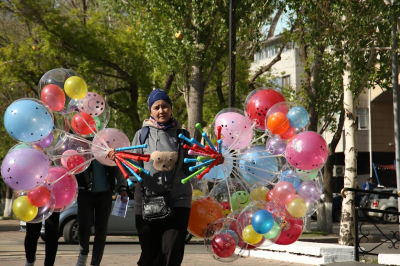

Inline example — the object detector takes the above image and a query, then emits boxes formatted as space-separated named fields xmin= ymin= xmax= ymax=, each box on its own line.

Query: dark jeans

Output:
xmin=77 ymin=190 xmax=112 ymax=266
xmin=25 ymin=212 xmax=60 ymax=266
xmin=136 ymin=207 xmax=191 ymax=266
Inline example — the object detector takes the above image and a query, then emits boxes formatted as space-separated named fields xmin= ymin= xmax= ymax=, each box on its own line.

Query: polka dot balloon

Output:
xmin=77 ymin=92 xmax=106 ymax=116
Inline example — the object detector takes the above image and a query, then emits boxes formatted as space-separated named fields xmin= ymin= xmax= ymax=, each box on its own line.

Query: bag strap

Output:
xmin=141 ymin=127 xmax=184 ymax=196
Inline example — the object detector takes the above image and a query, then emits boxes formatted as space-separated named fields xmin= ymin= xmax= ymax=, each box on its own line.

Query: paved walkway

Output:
xmin=0 ymin=219 xmax=374 ymax=266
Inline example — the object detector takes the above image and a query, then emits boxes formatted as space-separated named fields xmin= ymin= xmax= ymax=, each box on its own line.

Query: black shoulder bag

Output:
xmin=140 ymin=128 xmax=186 ymax=223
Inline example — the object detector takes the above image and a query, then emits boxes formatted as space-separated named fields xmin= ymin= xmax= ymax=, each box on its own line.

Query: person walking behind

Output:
xmin=131 ymin=89 xmax=192 ymax=266
xmin=75 ymin=159 xmax=128 ymax=266
xmin=24 ymin=212 xmax=60 ymax=266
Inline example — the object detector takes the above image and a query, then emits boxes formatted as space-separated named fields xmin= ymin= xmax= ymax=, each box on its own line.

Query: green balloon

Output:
xmin=263 ymin=221 xmax=280 ymax=239
xmin=93 ymin=116 xmax=101 ymax=130
xmin=230 ymin=191 xmax=251 ymax=211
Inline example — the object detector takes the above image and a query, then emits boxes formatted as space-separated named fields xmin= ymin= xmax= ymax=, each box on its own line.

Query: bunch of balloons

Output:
xmin=181 ymin=87 xmax=327 ymax=262
xmin=1 ymin=68 xmax=144 ymax=223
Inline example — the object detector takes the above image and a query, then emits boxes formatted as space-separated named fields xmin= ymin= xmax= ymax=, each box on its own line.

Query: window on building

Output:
xmin=282 ymin=75 xmax=291 ymax=87
xmin=356 ymin=109 xmax=369 ymax=130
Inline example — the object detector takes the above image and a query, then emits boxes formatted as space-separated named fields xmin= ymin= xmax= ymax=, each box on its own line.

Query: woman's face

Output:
xmin=150 ymin=100 xmax=172 ymax=124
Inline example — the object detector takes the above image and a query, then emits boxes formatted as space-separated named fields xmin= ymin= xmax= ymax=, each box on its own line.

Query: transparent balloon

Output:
xmin=212 ymin=108 xmax=254 ymax=150
xmin=237 ymin=145 xmax=279 ymax=185
xmin=46 ymin=166 xmax=78 ymax=212
xmin=244 ymin=88 xmax=286 ymax=132
xmin=4 ymin=98 xmax=54 ymax=143
xmin=202 ymin=152 xmax=234 ymax=182
xmin=47 ymin=132 xmax=92 ymax=174
xmin=38 ymin=68 xmax=82 ymax=113
xmin=286 ymin=131 xmax=328 ymax=171
xmin=92 ymin=128 xmax=131 ymax=166
xmin=23 ymin=186 xmax=56 ymax=224
xmin=188 ymin=197 xmax=224 ymax=238
xmin=1 ymin=143 xmax=49 ymax=191
xmin=204 ymin=218 xmax=247 ymax=262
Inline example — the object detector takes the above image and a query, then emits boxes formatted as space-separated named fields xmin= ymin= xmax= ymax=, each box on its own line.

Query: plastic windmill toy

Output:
xmin=180 ymin=123 xmax=225 ymax=184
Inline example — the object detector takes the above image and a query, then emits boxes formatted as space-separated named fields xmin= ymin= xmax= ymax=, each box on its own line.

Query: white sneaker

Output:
xmin=25 ymin=261 xmax=35 ymax=266
xmin=76 ymin=254 xmax=88 ymax=266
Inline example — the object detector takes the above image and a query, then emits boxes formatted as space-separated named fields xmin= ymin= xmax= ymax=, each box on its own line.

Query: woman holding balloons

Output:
xmin=130 ymin=89 xmax=192 ymax=266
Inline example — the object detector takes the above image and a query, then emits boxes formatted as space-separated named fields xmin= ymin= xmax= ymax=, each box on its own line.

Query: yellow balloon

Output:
xmin=191 ymin=189 xmax=204 ymax=203
xmin=13 ymin=196 xmax=38 ymax=222
xmin=287 ymin=198 xmax=307 ymax=218
xmin=250 ymin=186 xmax=270 ymax=201
xmin=242 ymin=225 xmax=263 ymax=245
xmin=64 ymin=76 xmax=88 ymax=99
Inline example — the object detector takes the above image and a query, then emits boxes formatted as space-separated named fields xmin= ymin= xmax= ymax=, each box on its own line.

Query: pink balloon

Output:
xmin=92 ymin=128 xmax=130 ymax=166
xmin=77 ymin=92 xmax=105 ymax=117
xmin=46 ymin=167 xmax=77 ymax=211
xmin=286 ymin=131 xmax=328 ymax=170
xmin=214 ymin=112 xmax=253 ymax=149
xmin=61 ymin=150 xmax=79 ymax=168
xmin=273 ymin=181 xmax=296 ymax=205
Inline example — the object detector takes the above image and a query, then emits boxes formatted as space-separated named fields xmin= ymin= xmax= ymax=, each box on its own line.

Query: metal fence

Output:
xmin=342 ymin=187 xmax=400 ymax=261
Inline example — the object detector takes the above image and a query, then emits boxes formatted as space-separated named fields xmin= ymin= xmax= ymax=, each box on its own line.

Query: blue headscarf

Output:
xmin=147 ymin=89 xmax=172 ymax=112
xmin=147 ymin=89 xmax=176 ymax=130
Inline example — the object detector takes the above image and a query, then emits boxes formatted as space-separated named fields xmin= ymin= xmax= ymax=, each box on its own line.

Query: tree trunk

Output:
xmin=187 ymin=62 xmax=204 ymax=140
xmin=338 ymin=61 xmax=357 ymax=246
xmin=3 ymin=187 xmax=13 ymax=218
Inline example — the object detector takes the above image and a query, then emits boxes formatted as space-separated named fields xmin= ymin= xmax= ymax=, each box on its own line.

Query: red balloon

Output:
xmin=41 ymin=84 xmax=66 ymax=111
xmin=212 ymin=233 xmax=236 ymax=258
xmin=27 ymin=186 xmax=51 ymax=207
xmin=279 ymin=126 xmax=295 ymax=140
xmin=266 ymin=189 xmax=274 ymax=202
xmin=275 ymin=216 xmax=303 ymax=245
xmin=67 ymin=154 xmax=86 ymax=172
xmin=71 ymin=112 xmax=97 ymax=135
xmin=246 ymin=89 xmax=286 ymax=130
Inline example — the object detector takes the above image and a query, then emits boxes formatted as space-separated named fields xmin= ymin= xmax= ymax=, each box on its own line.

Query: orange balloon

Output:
xmin=267 ymin=112 xmax=290 ymax=135
xmin=188 ymin=197 xmax=224 ymax=238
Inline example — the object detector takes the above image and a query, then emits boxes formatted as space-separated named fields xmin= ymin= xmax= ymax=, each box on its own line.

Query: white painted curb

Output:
xmin=250 ymin=241 xmax=354 ymax=265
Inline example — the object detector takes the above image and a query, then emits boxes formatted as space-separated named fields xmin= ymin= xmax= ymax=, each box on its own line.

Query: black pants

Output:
xmin=25 ymin=212 xmax=60 ymax=266
xmin=77 ymin=190 xmax=112 ymax=266
xmin=136 ymin=207 xmax=191 ymax=266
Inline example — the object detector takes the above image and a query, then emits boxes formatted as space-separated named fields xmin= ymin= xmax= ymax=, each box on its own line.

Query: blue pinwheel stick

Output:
xmin=120 ymin=161 xmax=142 ymax=182
xmin=218 ymin=139 xmax=223 ymax=154
xmin=116 ymin=144 xmax=148 ymax=152
xmin=184 ymin=158 xmax=198 ymax=163
xmin=189 ymin=159 xmax=215 ymax=172
xmin=178 ymin=134 xmax=205 ymax=149
xmin=202 ymin=132 xmax=216 ymax=151
xmin=127 ymin=159 xmax=150 ymax=175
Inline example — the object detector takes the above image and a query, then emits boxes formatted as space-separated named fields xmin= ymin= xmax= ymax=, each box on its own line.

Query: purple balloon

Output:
xmin=34 ymin=132 xmax=54 ymax=148
xmin=1 ymin=148 xmax=50 ymax=191
xmin=297 ymin=181 xmax=321 ymax=203
xmin=266 ymin=136 xmax=287 ymax=155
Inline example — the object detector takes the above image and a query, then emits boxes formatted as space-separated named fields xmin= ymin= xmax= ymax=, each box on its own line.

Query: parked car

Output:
xmin=367 ymin=187 xmax=398 ymax=223
xmin=20 ymin=185 xmax=193 ymax=244
xmin=311 ymin=193 xmax=363 ymax=222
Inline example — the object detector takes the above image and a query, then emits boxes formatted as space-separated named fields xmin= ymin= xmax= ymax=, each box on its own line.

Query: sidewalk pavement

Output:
xmin=0 ymin=218 xmax=370 ymax=266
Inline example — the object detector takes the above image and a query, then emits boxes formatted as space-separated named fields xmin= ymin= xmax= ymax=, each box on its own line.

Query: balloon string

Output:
xmin=226 ymin=159 xmax=280 ymax=175
xmin=53 ymin=129 xmax=107 ymax=151
xmin=223 ymin=160 xmax=275 ymax=186
xmin=49 ymin=157 xmax=96 ymax=185
xmin=74 ymin=111 xmax=110 ymax=150
xmin=230 ymin=170 xmax=266 ymax=202
xmin=226 ymin=154 xmax=283 ymax=161
xmin=223 ymin=122 xmax=258 ymax=155
xmin=48 ymin=151 xmax=105 ymax=160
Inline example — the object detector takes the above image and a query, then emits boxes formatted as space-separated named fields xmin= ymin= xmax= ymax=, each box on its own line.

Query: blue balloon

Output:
xmin=287 ymin=106 xmax=309 ymax=128
xmin=4 ymin=99 xmax=53 ymax=142
xmin=252 ymin=210 xmax=274 ymax=234
xmin=238 ymin=146 xmax=279 ymax=185
xmin=279 ymin=173 xmax=302 ymax=190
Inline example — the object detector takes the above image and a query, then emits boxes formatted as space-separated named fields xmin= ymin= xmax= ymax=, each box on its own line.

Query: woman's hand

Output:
xmin=107 ymin=149 xmax=117 ymax=161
